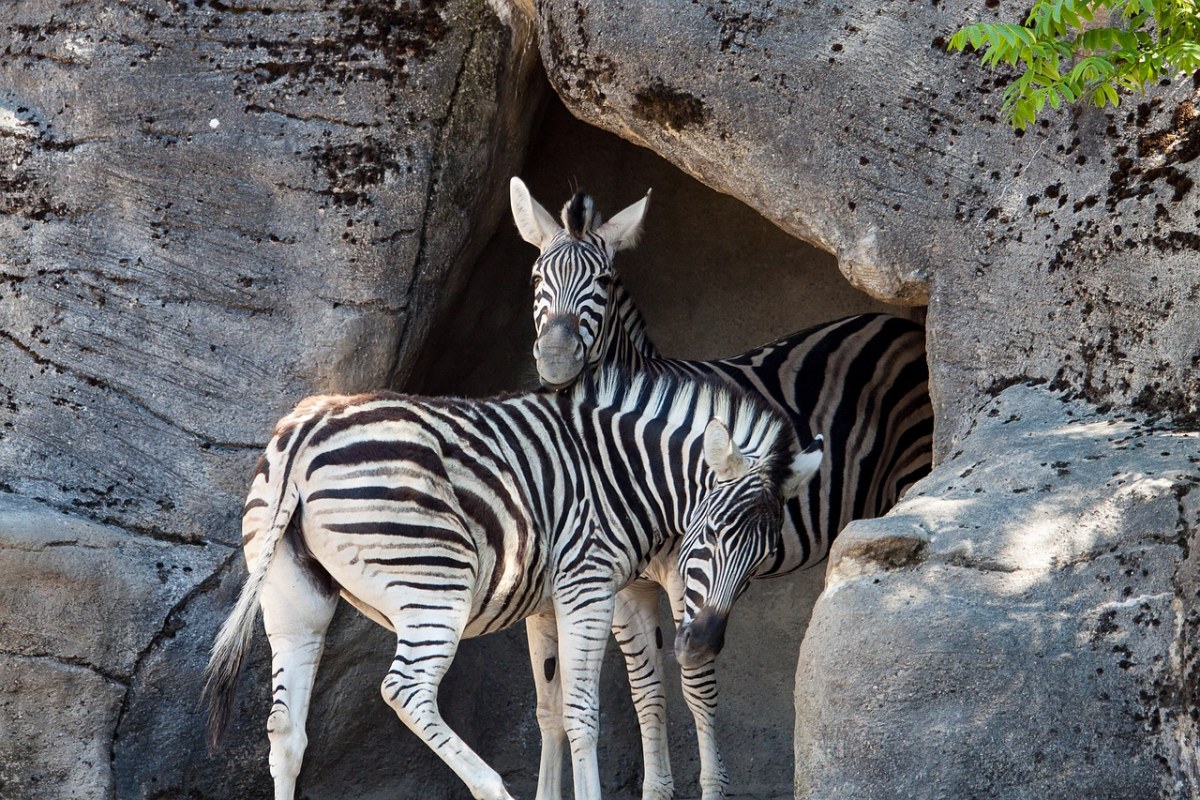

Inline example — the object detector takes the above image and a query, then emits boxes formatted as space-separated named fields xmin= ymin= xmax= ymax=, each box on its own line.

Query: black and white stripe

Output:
xmin=203 ymin=370 xmax=820 ymax=800
xmin=511 ymin=178 xmax=933 ymax=800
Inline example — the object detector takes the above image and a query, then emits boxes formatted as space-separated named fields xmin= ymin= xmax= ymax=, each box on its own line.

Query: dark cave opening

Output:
xmin=413 ymin=91 xmax=910 ymax=398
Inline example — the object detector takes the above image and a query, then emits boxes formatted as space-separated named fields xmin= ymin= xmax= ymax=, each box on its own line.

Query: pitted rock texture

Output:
xmin=0 ymin=0 xmax=539 ymax=538
xmin=0 ymin=495 xmax=229 ymax=799
xmin=527 ymin=0 xmax=1200 ymax=458
xmin=796 ymin=385 xmax=1200 ymax=799
xmin=0 ymin=2 xmax=540 ymax=797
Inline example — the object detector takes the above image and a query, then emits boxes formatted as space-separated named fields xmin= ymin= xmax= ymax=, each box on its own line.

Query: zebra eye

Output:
xmin=531 ymin=274 xmax=543 ymax=290
xmin=595 ymin=274 xmax=613 ymax=289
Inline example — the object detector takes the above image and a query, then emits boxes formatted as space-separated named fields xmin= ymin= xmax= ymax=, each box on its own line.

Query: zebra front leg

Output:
xmin=613 ymin=579 xmax=674 ymax=800
xmin=554 ymin=590 xmax=617 ymax=800
xmin=680 ymin=660 xmax=727 ymax=800
xmin=527 ymin=610 xmax=566 ymax=800
xmin=260 ymin=549 xmax=339 ymax=800
xmin=382 ymin=608 xmax=514 ymax=800
xmin=666 ymin=571 xmax=727 ymax=800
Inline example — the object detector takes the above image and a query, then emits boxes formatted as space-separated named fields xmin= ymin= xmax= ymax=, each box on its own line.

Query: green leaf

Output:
xmin=950 ymin=0 xmax=1199 ymax=128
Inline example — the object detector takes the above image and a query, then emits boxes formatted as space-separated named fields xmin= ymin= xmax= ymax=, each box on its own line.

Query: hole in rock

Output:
xmin=389 ymin=92 xmax=930 ymax=800
xmin=414 ymin=93 xmax=915 ymax=396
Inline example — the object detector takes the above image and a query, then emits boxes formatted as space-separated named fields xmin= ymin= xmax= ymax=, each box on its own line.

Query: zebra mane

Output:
xmin=562 ymin=191 xmax=600 ymax=239
xmin=609 ymin=276 xmax=657 ymax=357
xmin=575 ymin=367 xmax=796 ymax=484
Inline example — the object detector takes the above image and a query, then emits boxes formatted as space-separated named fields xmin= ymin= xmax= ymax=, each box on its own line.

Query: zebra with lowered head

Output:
xmin=511 ymin=177 xmax=933 ymax=800
xmin=203 ymin=368 xmax=823 ymax=800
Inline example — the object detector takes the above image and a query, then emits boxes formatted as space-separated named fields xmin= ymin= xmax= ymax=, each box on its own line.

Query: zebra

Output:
xmin=203 ymin=368 xmax=824 ymax=800
xmin=510 ymin=177 xmax=933 ymax=800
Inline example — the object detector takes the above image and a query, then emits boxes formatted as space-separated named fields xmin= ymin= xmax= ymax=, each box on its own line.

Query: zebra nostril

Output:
xmin=573 ymin=339 xmax=585 ymax=361
xmin=678 ymin=625 xmax=692 ymax=649
xmin=532 ymin=340 xmax=541 ymax=359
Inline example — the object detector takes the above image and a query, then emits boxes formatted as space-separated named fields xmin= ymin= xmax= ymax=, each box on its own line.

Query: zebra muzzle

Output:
xmin=674 ymin=606 xmax=728 ymax=669
xmin=534 ymin=317 xmax=586 ymax=388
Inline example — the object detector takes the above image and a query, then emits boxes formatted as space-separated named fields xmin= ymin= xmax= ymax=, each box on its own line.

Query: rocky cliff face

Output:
xmin=0 ymin=2 xmax=540 ymax=796
xmin=3 ymin=0 xmax=1198 ymax=797
xmin=520 ymin=0 xmax=1200 ymax=795
xmin=528 ymin=0 xmax=1200 ymax=458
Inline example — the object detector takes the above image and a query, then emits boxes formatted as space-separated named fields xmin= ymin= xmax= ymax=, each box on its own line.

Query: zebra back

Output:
xmin=209 ymin=368 xmax=806 ymax=671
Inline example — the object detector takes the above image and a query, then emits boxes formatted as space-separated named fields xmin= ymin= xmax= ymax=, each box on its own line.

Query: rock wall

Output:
xmin=0 ymin=2 xmax=541 ymax=797
xmin=801 ymin=387 xmax=1200 ymax=799
xmin=528 ymin=0 xmax=1200 ymax=458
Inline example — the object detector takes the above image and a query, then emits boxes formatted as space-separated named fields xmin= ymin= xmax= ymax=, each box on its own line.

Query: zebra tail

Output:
xmin=202 ymin=473 xmax=299 ymax=753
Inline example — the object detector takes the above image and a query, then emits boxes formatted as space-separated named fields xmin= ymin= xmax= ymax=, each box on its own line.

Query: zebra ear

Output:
xmin=703 ymin=418 xmax=749 ymax=482
xmin=782 ymin=435 xmax=824 ymax=499
xmin=510 ymin=177 xmax=560 ymax=249
xmin=595 ymin=189 xmax=651 ymax=253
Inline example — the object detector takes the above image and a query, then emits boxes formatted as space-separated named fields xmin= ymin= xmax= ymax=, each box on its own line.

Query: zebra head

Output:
xmin=675 ymin=424 xmax=824 ymax=670
xmin=510 ymin=177 xmax=650 ymax=389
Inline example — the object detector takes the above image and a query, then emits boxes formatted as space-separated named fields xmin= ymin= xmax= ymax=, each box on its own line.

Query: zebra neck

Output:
xmin=571 ymin=403 xmax=698 ymax=562
xmin=600 ymin=277 xmax=660 ymax=369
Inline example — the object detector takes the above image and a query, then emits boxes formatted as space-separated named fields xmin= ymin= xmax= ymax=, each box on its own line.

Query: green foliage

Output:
xmin=948 ymin=0 xmax=1200 ymax=129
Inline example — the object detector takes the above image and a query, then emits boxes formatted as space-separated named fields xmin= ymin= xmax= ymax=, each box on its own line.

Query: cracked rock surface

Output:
xmin=528 ymin=0 xmax=1200 ymax=457
xmin=0 ymin=1 xmax=540 ymax=796
xmin=797 ymin=386 xmax=1200 ymax=798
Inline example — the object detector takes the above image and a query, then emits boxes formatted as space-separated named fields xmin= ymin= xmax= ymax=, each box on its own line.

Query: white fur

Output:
xmin=510 ymin=176 xmax=560 ymax=249
xmin=595 ymin=190 xmax=650 ymax=252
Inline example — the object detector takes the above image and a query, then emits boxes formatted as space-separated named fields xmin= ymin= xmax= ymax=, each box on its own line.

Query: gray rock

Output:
xmin=796 ymin=385 xmax=1200 ymax=798
xmin=526 ymin=0 xmax=1200 ymax=456
xmin=0 ymin=1 xmax=541 ymax=796
xmin=0 ymin=654 xmax=123 ymax=800
xmin=0 ymin=0 xmax=540 ymax=539
xmin=0 ymin=494 xmax=227 ymax=678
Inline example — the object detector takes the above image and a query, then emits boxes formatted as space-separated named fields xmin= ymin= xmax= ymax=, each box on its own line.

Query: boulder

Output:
xmin=797 ymin=385 xmax=1200 ymax=798
xmin=0 ymin=495 xmax=224 ymax=799
xmin=0 ymin=1 xmax=541 ymax=795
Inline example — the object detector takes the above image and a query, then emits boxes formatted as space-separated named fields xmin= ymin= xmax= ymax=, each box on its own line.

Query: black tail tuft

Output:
xmin=201 ymin=643 xmax=247 ymax=754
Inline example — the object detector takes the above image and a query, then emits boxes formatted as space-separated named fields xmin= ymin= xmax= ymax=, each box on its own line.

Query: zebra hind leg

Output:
xmin=527 ymin=611 xmax=566 ymax=800
xmin=613 ymin=579 xmax=674 ymax=800
xmin=259 ymin=542 xmax=339 ymax=800
xmin=382 ymin=606 xmax=515 ymax=800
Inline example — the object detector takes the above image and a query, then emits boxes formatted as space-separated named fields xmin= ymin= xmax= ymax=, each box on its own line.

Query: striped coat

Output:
xmin=204 ymin=370 xmax=821 ymax=800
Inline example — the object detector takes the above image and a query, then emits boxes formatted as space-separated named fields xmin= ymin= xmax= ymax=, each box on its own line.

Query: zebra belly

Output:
xmin=460 ymin=538 xmax=552 ymax=639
